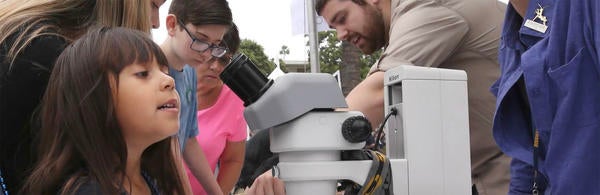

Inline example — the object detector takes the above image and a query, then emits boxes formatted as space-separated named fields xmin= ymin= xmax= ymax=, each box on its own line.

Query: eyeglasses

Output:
xmin=178 ymin=20 xmax=228 ymax=58
xmin=218 ymin=55 xmax=233 ymax=66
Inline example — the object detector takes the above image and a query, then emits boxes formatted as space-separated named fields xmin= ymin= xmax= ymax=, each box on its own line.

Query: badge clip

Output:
xmin=524 ymin=4 xmax=548 ymax=33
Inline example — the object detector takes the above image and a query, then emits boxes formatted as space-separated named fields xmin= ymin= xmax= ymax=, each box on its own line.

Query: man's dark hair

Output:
xmin=315 ymin=0 xmax=367 ymax=16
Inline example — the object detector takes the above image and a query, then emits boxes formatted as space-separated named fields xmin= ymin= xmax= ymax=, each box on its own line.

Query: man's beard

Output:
xmin=358 ymin=4 xmax=386 ymax=54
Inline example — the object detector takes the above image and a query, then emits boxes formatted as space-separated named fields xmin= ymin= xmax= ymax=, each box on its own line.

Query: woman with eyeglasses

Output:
xmin=158 ymin=0 xmax=233 ymax=194
xmin=190 ymin=23 xmax=247 ymax=195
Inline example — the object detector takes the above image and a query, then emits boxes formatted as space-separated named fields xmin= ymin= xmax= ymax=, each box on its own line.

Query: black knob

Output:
xmin=341 ymin=116 xmax=372 ymax=143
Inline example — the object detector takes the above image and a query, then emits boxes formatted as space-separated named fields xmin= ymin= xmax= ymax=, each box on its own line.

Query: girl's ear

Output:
xmin=165 ymin=14 xmax=178 ymax=37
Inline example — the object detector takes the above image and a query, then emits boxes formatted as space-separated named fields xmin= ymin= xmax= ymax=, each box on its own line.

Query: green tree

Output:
xmin=340 ymin=41 xmax=362 ymax=96
xmin=316 ymin=31 xmax=382 ymax=77
xmin=359 ymin=48 xmax=382 ymax=78
xmin=277 ymin=59 xmax=289 ymax=72
xmin=316 ymin=31 xmax=342 ymax=74
xmin=239 ymin=39 xmax=276 ymax=76
xmin=279 ymin=45 xmax=290 ymax=60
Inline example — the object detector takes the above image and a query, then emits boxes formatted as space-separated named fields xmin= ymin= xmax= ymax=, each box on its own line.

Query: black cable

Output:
xmin=374 ymin=107 xmax=398 ymax=151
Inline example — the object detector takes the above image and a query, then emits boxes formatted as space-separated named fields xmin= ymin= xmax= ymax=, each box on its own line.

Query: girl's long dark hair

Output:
xmin=22 ymin=27 xmax=185 ymax=195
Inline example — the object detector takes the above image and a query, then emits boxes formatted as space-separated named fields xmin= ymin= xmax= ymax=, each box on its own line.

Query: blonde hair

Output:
xmin=0 ymin=0 xmax=152 ymax=67
xmin=96 ymin=0 xmax=152 ymax=34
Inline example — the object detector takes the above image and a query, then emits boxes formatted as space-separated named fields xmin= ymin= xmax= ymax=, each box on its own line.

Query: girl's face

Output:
xmin=113 ymin=59 xmax=180 ymax=146
xmin=173 ymin=23 xmax=230 ymax=67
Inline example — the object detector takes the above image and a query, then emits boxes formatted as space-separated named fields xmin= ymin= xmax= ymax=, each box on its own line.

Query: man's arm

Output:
xmin=183 ymin=138 xmax=223 ymax=195
xmin=346 ymin=72 xmax=385 ymax=129
xmin=351 ymin=5 xmax=469 ymax=128
xmin=217 ymin=140 xmax=246 ymax=194
xmin=377 ymin=3 xmax=468 ymax=69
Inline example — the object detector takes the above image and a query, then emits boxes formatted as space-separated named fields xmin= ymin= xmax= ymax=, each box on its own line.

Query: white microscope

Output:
xmin=221 ymin=54 xmax=471 ymax=195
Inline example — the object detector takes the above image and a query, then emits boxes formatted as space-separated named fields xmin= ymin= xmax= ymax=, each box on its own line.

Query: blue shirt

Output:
xmin=492 ymin=0 xmax=600 ymax=194
xmin=169 ymin=65 xmax=199 ymax=151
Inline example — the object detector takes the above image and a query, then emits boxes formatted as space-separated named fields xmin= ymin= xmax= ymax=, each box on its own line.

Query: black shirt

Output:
xmin=0 ymin=33 xmax=67 ymax=194
xmin=73 ymin=171 xmax=160 ymax=195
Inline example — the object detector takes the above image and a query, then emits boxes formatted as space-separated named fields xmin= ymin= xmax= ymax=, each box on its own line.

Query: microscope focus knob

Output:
xmin=341 ymin=116 xmax=372 ymax=143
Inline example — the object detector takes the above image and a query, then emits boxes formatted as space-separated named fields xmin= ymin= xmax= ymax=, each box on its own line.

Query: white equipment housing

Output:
xmin=384 ymin=65 xmax=471 ymax=195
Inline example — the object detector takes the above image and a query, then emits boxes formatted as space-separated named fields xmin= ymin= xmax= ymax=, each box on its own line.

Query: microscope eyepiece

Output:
xmin=220 ymin=53 xmax=273 ymax=106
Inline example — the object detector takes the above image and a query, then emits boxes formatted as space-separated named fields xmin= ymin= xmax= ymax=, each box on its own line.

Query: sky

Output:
xmin=152 ymin=0 xmax=509 ymax=63
xmin=152 ymin=0 xmax=325 ymax=62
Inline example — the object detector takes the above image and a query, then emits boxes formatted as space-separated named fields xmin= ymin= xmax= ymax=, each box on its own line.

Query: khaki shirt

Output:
xmin=372 ymin=0 xmax=510 ymax=194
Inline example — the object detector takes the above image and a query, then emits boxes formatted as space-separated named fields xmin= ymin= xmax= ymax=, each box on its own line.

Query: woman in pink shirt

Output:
xmin=187 ymin=24 xmax=247 ymax=195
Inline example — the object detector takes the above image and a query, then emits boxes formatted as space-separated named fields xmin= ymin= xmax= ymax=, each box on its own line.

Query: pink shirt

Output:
xmin=186 ymin=85 xmax=247 ymax=195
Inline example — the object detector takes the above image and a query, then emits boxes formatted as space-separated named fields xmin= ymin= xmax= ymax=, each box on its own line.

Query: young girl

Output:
xmin=22 ymin=27 xmax=186 ymax=194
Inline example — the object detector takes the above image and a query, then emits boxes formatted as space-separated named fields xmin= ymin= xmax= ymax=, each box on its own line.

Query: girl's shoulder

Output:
xmin=1 ymin=29 xmax=67 ymax=76
xmin=1 ymin=24 xmax=67 ymax=58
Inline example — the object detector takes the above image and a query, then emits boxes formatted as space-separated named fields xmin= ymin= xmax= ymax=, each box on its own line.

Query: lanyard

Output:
xmin=532 ymin=128 xmax=540 ymax=195
xmin=520 ymin=77 xmax=541 ymax=195
xmin=530 ymin=100 xmax=541 ymax=195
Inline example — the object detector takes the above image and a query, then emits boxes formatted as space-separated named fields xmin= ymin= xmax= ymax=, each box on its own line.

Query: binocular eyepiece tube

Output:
xmin=220 ymin=53 xmax=273 ymax=106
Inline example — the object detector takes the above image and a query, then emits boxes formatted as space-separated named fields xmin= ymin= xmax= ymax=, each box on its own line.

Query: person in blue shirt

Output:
xmin=492 ymin=0 xmax=600 ymax=194
xmin=159 ymin=0 xmax=233 ymax=194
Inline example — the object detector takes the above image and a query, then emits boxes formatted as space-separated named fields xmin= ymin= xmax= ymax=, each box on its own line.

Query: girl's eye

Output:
xmin=135 ymin=71 xmax=149 ymax=77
